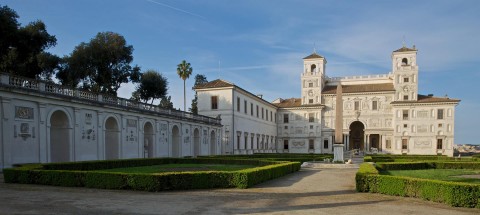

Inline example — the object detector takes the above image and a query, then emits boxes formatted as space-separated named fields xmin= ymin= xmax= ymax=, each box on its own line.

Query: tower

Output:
xmin=301 ymin=52 xmax=326 ymax=105
xmin=392 ymin=45 xmax=419 ymax=101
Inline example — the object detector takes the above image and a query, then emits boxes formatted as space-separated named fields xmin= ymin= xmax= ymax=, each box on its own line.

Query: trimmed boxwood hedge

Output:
xmin=364 ymin=155 xmax=452 ymax=163
xmin=356 ymin=162 xmax=480 ymax=208
xmin=3 ymin=158 xmax=300 ymax=191
xmin=200 ymin=153 xmax=333 ymax=163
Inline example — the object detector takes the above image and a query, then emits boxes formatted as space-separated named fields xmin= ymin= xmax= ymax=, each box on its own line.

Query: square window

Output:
xmin=404 ymin=78 xmax=409 ymax=83
xmin=404 ymin=95 xmax=409 ymax=100
xmin=310 ymin=125 xmax=314 ymax=129
xmin=284 ymin=126 xmax=288 ymax=129
xmin=438 ymin=123 xmax=443 ymax=128
xmin=309 ymin=99 xmax=313 ymax=104
xmin=404 ymin=124 xmax=408 ymax=128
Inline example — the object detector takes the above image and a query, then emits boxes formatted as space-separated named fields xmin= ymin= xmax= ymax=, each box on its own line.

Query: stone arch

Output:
xmin=402 ymin=58 xmax=408 ymax=66
xmin=171 ymin=125 xmax=180 ymax=157
xmin=193 ymin=128 xmax=200 ymax=157
xmin=143 ymin=121 xmax=154 ymax=158
xmin=210 ymin=130 xmax=216 ymax=155
xmin=105 ymin=116 xmax=120 ymax=160
xmin=49 ymin=110 xmax=71 ymax=162
xmin=349 ymin=121 xmax=365 ymax=151
xmin=310 ymin=64 xmax=317 ymax=73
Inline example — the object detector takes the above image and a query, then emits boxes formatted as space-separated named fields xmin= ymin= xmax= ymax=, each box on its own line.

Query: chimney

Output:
xmin=256 ymin=94 xmax=263 ymax=99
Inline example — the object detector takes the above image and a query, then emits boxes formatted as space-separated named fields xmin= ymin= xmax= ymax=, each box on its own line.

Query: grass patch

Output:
xmin=100 ymin=164 xmax=257 ymax=173
xmin=381 ymin=169 xmax=480 ymax=184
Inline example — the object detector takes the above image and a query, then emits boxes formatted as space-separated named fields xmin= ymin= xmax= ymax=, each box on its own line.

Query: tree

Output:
xmin=56 ymin=32 xmax=141 ymax=95
xmin=134 ymin=70 xmax=168 ymax=104
xmin=159 ymin=96 xmax=174 ymax=110
xmin=176 ymin=60 xmax=192 ymax=111
xmin=189 ymin=74 xmax=208 ymax=114
xmin=0 ymin=5 xmax=59 ymax=80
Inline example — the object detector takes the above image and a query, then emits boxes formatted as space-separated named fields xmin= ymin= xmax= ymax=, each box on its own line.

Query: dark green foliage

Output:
xmin=201 ymin=153 xmax=333 ymax=163
xmin=56 ymin=31 xmax=141 ymax=95
xmin=190 ymin=74 xmax=208 ymax=114
xmin=134 ymin=70 xmax=168 ymax=104
xmin=356 ymin=162 xmax=480 ymax=208
xmin=367 ymin=155 xmax=451 ymax=163
xmin=0 ymin=5 xmax=59 ymax=80
xmin=159 ymin=96 xmax=174 ymax=110
xmin=3 ymin=158 xmax=300 ymax=191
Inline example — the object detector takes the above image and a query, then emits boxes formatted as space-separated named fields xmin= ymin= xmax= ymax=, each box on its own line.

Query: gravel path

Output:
xmin=0 ymin=168 xmax=479 ymax=214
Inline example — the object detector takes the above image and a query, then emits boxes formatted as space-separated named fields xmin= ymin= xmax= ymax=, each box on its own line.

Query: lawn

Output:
xmin=99 ymin=163 xmax=257 ymax=173
xmin=381 ymin=169 xmax=480 ymax=184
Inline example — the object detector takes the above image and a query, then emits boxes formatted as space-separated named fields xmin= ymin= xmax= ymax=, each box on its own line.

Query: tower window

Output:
xmin=404 ymin=95 xmax=409 ymax=100
xmin=404 ymin=78 xmax=409 ymax=83
xmin=402 ymin=58 xmax=408 ymax=66
xmin=309 ymin=99 xmax=313 ymax=104
xmin=311 ymin=64 xmax=317 ymax=73
xmin=437 ymin=109 xmax=444 ymax=119
xmin=308 ymin=82 xmax=313 ymax=87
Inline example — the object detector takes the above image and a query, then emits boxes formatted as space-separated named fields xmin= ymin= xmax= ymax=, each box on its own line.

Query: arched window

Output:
xmin=310 ymin=64 xmax=317 ymax=73
xmin=401 ymin=58 xmax=408 ymax=66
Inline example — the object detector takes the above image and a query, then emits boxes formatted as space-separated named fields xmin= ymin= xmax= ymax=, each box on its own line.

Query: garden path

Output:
xmin=0 ymin=168 xmax=479 ymax=214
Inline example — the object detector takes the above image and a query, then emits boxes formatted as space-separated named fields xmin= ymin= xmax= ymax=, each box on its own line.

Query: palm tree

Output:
xmin=176 ymin=60 xmax=193 ymax=111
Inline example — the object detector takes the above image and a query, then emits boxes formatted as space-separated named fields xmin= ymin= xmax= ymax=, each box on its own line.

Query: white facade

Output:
xmin=196 ymin=83 xmax=277 ymax=154
xmin=196 ymin=46 xmax=460 ymax=156
xmin=0 ymin=74 xmax=222 ymax=169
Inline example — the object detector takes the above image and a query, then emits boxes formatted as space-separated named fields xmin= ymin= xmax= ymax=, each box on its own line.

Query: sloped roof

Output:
xmin=273 ymin=98 xmax=323 ymax=108
xmin=393 ymin=46 xmax=417 ymax=52
xmin=322 ymin=83 xmax=395 ymax=94
xmin=391 ymin=94 xmax=460 ymax=104
xmin=194 ymin=79 xmax=234 ymax=89
xmin=303 ymin=53 xmax=324 ymax=59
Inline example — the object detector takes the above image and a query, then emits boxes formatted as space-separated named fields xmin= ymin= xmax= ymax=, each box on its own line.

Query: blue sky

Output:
xmin=4 ymin=0 xmax=480 ymax=145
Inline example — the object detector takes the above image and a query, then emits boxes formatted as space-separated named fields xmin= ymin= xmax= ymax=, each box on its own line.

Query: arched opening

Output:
xmin=144 ymin=122 xmax=154 ymax=158
xmin=210 ymin=130 xmax=216 ymax=155
xmin=105 ymin=117 xmax=120 ymax=160
xmin=349 ymin=121 xmax=365 ymax=151
xmin=402 ymin=58 xmax=408 ymax=66
xmin=310 ymin=64 xmax=317 ymax=73
xmin=193 ymin=128 xmax=200 ymax=156
xmin=50 ymin=110 xmax=70 ymax=162
xmin=171 ymin=125 xmax=180 ymax=157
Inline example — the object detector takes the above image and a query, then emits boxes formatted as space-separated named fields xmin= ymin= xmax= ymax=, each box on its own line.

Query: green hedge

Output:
xmin=367 ymin=155 xmax=452 ymax=163
xmin=376 ymin=162 xmax=480 ymax=171
xmin=201 ymin=153 xmax=333 ymax=163
xmin=356 ymin=163 xmax=480 ymax=208
xmin=4 ymin=158 xmax=300 ymax=191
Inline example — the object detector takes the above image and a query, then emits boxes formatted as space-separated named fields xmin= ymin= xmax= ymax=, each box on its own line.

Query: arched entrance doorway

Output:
xmin=50 ymin=110 xmax=70 ymax=162
xmin=210 ymin=130 xmax=216 ymax=155
xmin=349 ymin=121 xmax=365 ymax=151
xmin=193 ymin=128 xmax=200 ymax=157
xmin=105 ymin=117 xmax=120 ymax=160
xmin=171 ymin=125 xmax=180 ymax=157
xmin=144 ymin=122 xmax=154 ymax=158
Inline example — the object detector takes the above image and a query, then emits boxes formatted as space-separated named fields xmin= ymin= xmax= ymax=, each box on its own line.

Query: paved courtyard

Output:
xmin=0 ymin=168 xmax=479 ymax=215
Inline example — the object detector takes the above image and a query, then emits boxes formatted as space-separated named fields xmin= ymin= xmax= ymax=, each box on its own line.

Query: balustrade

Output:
xmin=0 ymin=73 xmax=221 ymax=125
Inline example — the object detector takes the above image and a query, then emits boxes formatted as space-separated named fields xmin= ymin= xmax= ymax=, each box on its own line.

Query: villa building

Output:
xmin=195 ymin=45 xmax=460 ymax=156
